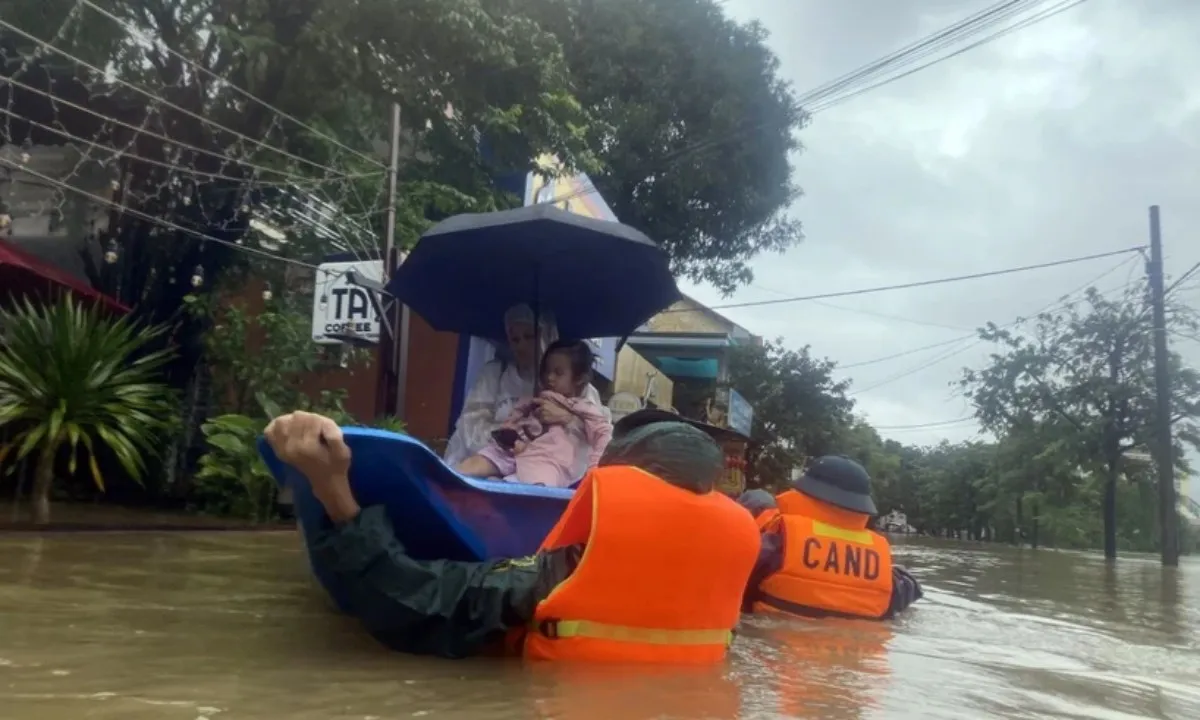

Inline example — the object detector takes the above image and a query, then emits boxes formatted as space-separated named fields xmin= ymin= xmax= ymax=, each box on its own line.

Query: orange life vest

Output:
xmin=755 ymin=507 xmax=781 ymax=531
xmin=522 ymin=465 xmax=762 ymax=664
xmin=753 ymin=490 xmax=893 ymax=620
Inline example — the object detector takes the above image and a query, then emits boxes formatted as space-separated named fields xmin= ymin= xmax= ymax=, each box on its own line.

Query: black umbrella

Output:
xmin=385 ymin=203 xmax=679 ymax=342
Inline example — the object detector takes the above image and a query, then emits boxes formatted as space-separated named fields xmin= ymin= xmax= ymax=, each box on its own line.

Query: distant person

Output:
xmin=456 ymin=339 xmax=612 ymax=488
xmin=443 ymin=304 xmax=608 ymax=477
xmin=263 ymin=409 xmax=760 ymax=662
xmin=740 ymin=456 xmax=923 ymax=619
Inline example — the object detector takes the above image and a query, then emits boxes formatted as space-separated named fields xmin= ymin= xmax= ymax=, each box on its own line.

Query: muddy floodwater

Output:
xmin=1 ymin=532 xmax=1197 ymax=719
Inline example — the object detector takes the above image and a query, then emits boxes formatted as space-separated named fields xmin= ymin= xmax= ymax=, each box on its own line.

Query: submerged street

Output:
xmin=1 ymin=533 xmax=1196 ymax=719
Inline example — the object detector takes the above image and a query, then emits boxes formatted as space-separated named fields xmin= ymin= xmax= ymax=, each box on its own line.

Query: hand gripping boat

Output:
xmin=258 ymin=428 xmax=573 ymax=610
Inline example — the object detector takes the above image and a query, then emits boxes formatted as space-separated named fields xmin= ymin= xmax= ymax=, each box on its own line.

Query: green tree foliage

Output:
xmin=192 ymin=413 xmax=278 ymax=521
xmin=535 ymin=0 xmax=804 ymax=293
xmin=959 ymin=283 xmax=1200 ymax=558
xmin=727 ymin=340 xmax=853 ymax=489
xmin=5 ymin=0 xmax=802 ymax=295
xmin=0 ymin=297 xmax=175 ymax=523
xmin=723 ymin=281 xmax=1199 ymax=557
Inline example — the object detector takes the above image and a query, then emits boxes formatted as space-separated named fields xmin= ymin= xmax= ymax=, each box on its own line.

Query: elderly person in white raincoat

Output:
xmin=442 ymin=304 xmax=608 ymax=482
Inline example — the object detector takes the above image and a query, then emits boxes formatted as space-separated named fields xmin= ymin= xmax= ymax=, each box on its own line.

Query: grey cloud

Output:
xmin=681 ymin=0 xmax=1200 ymax=473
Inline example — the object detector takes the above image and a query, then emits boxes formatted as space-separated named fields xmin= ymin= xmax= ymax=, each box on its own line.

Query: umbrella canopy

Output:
xmin=386 ymin=203 xmax=679 ymax=341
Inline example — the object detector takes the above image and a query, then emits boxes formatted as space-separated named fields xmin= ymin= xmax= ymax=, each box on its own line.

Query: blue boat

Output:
xmin=259 ymin=428 xmax=573 ymax=610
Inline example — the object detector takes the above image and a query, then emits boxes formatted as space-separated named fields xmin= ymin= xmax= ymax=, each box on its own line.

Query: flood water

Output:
xmin=1 ymin=533 xmax=1197 ymax=720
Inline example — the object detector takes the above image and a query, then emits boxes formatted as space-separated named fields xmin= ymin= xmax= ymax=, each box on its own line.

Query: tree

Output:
xmin=2 ymin=0 xmax=603 ymax=372
xmin=534 ymin=0 xmax=805 ymax=293
xmin=727 ymin=340 xmax=853 ymax=489
xmin=4 ymin=0 xmax=605 ymax=498
xmin=959 ymin=283 xmax=1200 ymax=559
xmin=0 ymin=298 xmax=175 ymax=523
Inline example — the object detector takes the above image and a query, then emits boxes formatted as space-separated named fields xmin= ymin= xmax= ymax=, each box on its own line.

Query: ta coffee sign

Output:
xmin=311 ymin=259 xmax=384 ymax=345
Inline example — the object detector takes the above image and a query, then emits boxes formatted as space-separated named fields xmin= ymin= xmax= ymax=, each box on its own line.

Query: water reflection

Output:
xmin=0 ymin=532 xmax=1197 ymax=719
xmin=736 ymin=617 xmax=893 ymax=719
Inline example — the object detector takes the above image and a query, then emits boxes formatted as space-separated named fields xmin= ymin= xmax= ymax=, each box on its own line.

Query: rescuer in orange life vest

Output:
xmin=264 ymin=408 xmax=762 ymax=663
xmin=739 ymin=456 xmax=923 ymax=619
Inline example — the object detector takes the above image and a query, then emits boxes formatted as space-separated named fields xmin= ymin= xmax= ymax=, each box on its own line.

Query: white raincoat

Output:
xmin=443 ymin=305 xmax=609 ymax=479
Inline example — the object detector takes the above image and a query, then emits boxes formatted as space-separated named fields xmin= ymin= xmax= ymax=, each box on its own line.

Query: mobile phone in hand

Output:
xmin=491 ymin=427 xmax=521 ymax=451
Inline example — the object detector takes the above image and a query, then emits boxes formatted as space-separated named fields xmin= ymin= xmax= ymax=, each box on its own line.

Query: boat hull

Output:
xmin=259 ymin=428 xmax=573 ymax=610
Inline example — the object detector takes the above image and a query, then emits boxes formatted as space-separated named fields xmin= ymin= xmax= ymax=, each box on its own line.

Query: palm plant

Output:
xmin=0 ymin=297 xmax=176 ymax=523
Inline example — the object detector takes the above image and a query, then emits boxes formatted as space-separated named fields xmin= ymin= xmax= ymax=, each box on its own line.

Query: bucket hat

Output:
xmin=795 ymin=455 xmax=877 ymax=515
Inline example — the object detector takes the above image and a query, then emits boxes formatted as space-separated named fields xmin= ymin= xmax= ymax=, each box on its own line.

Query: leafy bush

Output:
xmin=192 ymin=414 xmax=277 ymax=521
xmin=0 ymin=298 xmax=176 ymax=523
xmin=191 ymin=410 xmax=406 ymax=521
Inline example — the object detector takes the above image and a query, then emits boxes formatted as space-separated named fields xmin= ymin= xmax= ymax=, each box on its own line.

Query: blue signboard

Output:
xmin=727 ymin=388 xmax=754 ymax=438
xmin=584 ymin=336 xmax=619 ymax=380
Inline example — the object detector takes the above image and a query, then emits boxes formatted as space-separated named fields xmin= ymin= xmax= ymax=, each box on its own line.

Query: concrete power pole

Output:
xmin=375 ymin=103 xmax=407 ymax=421
xmin=1146 ymin=205 xmax=1178 ymax=566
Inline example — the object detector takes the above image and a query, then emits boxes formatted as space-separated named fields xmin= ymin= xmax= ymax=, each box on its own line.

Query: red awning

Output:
xmin=0 ymin=238 xmax=130 ymax=314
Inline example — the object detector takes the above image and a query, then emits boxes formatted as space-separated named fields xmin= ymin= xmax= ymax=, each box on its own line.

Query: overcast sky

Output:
xmin=680 ymin=0 xmax=1200 ymax=493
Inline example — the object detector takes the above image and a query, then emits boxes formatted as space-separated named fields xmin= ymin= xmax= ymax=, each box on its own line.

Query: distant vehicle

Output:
xmin=880 ymin=510 xmax=916 ymax=534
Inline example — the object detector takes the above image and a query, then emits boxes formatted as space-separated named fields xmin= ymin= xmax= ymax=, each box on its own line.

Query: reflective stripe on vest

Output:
xmin=525 ymin=466 xmax=762 ymax=664
xmin=755 ymin=490 xmax=893 ymax=620
xmin=540 ymin=619 xmax=734 ymax=646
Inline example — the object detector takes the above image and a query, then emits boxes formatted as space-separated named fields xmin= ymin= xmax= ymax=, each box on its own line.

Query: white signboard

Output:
xmin=311 ymin=259 xmax=384 ymax=345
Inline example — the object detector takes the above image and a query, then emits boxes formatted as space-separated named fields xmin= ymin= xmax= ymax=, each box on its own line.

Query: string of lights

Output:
xmin=1 ymin=4 xmax=387 ymax=270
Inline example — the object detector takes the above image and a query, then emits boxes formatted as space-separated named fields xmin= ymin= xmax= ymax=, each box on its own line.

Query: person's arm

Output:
xmin=307 ymin=506 xmax=555 ymax=658
xmin=509 ymin=397 xmax=538 ymax=419
xmin=266 ymin=412 xmax=562 ymax=658
xmin=570 ymin=399 xmax=614 ymax=468
xmin=735 ymin=490 xmax=783 ymax=612
xmin=884 ymin=564 xmax=924 ymax=618
xmin=444 ymin=362 xmax=505 ymax=465
xmin=742 ymin=528 xmax=784 ymax=612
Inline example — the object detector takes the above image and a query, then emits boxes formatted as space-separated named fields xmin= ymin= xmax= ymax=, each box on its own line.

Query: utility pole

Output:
xmin=374 ymin=103 xmax=405 ymax=421
xmin=1147 ymin=204 xmax=1178 ymax=566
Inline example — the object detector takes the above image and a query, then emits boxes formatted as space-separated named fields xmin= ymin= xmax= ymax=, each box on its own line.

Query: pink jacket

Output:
xmin=510 ymin=391 xmax=613 ymax=470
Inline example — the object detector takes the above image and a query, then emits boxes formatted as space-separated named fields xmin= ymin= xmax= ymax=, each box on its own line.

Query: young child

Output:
xmin=456 ymin=339 xmax=612 ymax=488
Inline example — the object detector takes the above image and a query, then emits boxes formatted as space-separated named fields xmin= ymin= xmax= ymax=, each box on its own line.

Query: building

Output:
xmin=1 ymin=144 xmax=113 ymax=284
xmin=620 ymin=295 xmax=758 ymax=437
xmin=879 ymin=510 xmax=916 ymax=534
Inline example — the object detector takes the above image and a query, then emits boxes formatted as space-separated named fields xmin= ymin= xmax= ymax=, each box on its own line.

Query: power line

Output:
xmin=0 ymin=106 xmax=382 ymax=188
xmin=0 ymin=156 xmax=317 ymax=270
xmin=840 ymin=333 xmax=978 ymax=370
xmin=846 ymin=258 xmax=1141 ymax=395
xmin=546 ymin=0 xmax=1088 ymax=208
xmin=804 ymin=0 xmax=1058 ymax=111
xmin=666 ymin=246 xmax=1144 ymax=313
xmin=848 ymin=335 xmax=987 ymax=396
xmin=749 ymin=283 xmax=973 ymax=331
xmin=1166 ymin=260 xmax=1200 ymax=296
xmin=840 ymin=256 xmax=1138 ymax=370
xmin=0 ymin=16 xmax=360 ymax=177
xmin=872 ymin=416 xmax=976 ymax=431
xmin=807 ymin=0 xmax=1088 ymax=113
xmin=811 ymin=299 xmax=973 ymax=331
xmin=1 ymin=11 xmax=387 ymax=268
xmin=74 ymin=0 xmax=387 ymax=170
xmin=0 ymin=73 xmax=348 ymax=184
